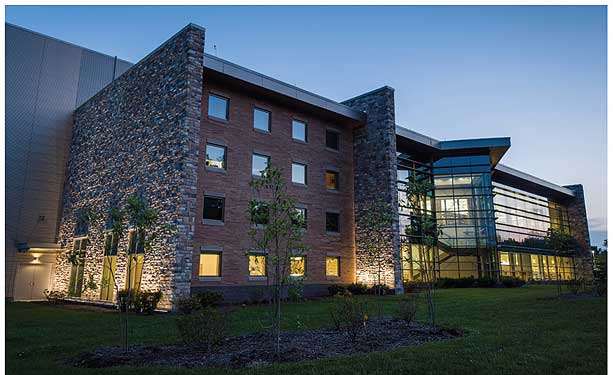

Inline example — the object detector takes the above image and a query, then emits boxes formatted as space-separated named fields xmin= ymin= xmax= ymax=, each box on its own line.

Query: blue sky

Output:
xmin=6 ymin=5 xmax=607 ymax=247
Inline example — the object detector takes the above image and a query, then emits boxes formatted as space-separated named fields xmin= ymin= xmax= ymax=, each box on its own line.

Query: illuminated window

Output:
xmin=208 ymin=94 xmax=228 ymax=120
xmin=292 ymin=162 xmax=307 ymax=185
xmin=203 ymin=196 xmax=224 ymax=222
xmin=326 ymin=129 xmax=339 ymax=150
xmin=100 ymin=233 xmax=118 ymax=301
xmin=326 ymin=171 xmax=339 ymax=191
xmin=290 ymin=256 xmax=305 ymax=277
xmin=205 ymin=144 xmax=226 ymax=170
xmin=199 ymin=252 xmax=221 ymax=277
xmin=292 ymin=119 xmax=307 ymax=142
xmin=326 ymin=212 xmax=340 ymax=233
xmin=126 ymin=231 xmax=145 ymax=291
xmin=252 ymin=153 xmax=270 ymax=177
xmin=326 ymin=256 xmax=340 ymax=277
xmin=68 ymin=238 xmax=88 ymax=297
xmin=249 ymin=254 xmax=267 ymax=276
xmin=254 ymin=107 xmax=271 ymax=132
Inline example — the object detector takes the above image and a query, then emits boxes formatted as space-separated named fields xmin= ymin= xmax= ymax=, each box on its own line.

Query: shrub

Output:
xmin=328 ymin=293 xmax=368 ymax=342
xmin=197 ymin=291 xmax=223 ymax=308
xmin=287 ymin=279 xmax=304 ymax=302
xmin=456 ymin=276 xmax=476 ymax=288
xmin=328 ymin=284 xmax=348 ymax=296
xmin=43 ymin=289 xmax=65 ymax=304
xmin=175 ymin=307 xmax=226 ymax=351
xmin=347 ymin=283 xmax=369 ymax=295
xmin=477 ymin=276 xmax=497 ymax=288
xmin=368 ymin=284 xmax=392 ymax=296
xmin=500 ymin=276 xmax=525 ymax=288
xmin=116 ymin=290 xmax=132 ymax=311
xmin=176 ymin=296 xmax=200 ymax=315
xmin=133 ymin=291 xmax=163 ymax=314
xmin=395 ymin=293 xmax=418 ymax=327
xmin=247 ymin=287 xmax=267 ymax=304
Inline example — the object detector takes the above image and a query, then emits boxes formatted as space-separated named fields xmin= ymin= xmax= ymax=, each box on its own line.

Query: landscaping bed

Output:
xmin=71 ymin=317 xmax=462 ymax=369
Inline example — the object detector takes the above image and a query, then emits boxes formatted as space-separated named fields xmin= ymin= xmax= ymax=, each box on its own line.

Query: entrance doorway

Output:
xmin=13 ymin=263 xmax=52 ymax=300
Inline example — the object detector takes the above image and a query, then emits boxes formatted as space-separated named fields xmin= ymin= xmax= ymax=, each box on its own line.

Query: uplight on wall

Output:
xmin=31 ymin=253 xmax=42 ymax=264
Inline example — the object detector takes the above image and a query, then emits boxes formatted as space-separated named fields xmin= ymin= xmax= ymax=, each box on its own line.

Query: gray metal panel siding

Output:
xmin=5 ymin=23 xmax=133 ymax=298
xmin=76 ymin=50 xmax=115 ymax=107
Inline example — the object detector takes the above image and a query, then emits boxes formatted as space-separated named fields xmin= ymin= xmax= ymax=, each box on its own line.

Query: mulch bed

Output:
xmin=71 ymin=317 xmax=463 ymax=369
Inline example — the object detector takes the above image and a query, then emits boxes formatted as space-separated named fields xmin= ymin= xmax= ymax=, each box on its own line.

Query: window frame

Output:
xmin=326 ymin=256 xmax=341 ymax=278
xmin=203 ymin=195 xmax=225 ymax=224
xmin=289 ymin=256 xmax=306 ymax=278
xmin=253 ymin=107 xmax=271 ymax=133
xmin=325 ymin=170 xmax=340 ymax=191
xmin=205 ymin=143 xmax=227 ymax=171
xmin=291 ymin=119 xmax=308 ymax=143
xmin=326 ymin=211 xmax=340 ymax=233
xmin=325 ymin=129 xmax=340 ymax=151
xmin=207 ymin=93 xmax=229 ymax=121
xmin=252 ymin=153 xmax=271 ymax=178
xmin=248 ymin=253 xmax=268 ymax=278
xmin=291 ymin=162 xmax=307 ymax=185
xmin=199 ymin=250 xmax=222 ymax=278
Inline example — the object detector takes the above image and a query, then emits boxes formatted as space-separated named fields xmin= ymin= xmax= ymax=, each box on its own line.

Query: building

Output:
xmin=5 ymin=23 xmax=592 ymax=307
xmin=5 ymin=23 xmax=132 ymax=300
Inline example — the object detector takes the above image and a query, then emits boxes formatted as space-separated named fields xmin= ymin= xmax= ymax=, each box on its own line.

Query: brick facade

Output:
xmin=342 ymin=87 xmax=404 ymax=294
xmin=54 ymin=24 xmax=204 ymax=308
xmin=191 ymin=76 xmax=357 ymax=301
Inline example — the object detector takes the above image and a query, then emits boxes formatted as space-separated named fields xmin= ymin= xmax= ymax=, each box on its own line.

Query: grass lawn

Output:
xmin=6 ymin=285 xmax=606 ymax=375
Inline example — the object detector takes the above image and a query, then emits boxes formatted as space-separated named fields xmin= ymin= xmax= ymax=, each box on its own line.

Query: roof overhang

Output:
xmin=396 ymin=126 xmax=511 ymax=167
xmin=493 ymin=164 xmax=575 ymax=202
xmin=204 ymin=54 xmax=366 ymax=123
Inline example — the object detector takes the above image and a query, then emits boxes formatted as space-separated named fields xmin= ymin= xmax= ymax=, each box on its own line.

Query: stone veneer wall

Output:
xmin=342 ymin=86 xmax=403 ymax=294
xmin=564 ymin=184 xmax=594 ymax=279
xmin=54 ymin=24 xmax=204 ymax=308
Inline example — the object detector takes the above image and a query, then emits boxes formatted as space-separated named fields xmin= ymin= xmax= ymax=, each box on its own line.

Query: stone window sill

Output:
xmin=326 ymin=276 xmax=341 ymax=281
xmin=292 ymin=139 xmax=307 ymax=145
xmin=326 ymin=231 xmax=341 ymax=236
xmin=248 ymin=276 xmax=268 ymax=281
xmin=254 ymin=128 xmax=271 ymax=134
xmin=208 ymin=115 xmax=229 ymax=124
xmin=292 ymin=182 xmax=307 ymax=188
xmin=206 ymin=166 xmax=227 ymax=174
xmin=326 ymin=189 xmax=339 ymax=194
xmin=325 ymin=147 xmax=340 ymax=153
xmin=199 ymin=276 xmax=222 ymax=282
xmin=202 ymin=219 xmax=224 ymax=226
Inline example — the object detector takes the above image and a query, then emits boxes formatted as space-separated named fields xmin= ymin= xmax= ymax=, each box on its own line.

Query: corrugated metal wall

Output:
xmin=5 ymin=23 xmax=132 ymax=298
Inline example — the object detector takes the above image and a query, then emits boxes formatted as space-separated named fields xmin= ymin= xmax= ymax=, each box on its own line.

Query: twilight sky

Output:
xmin=6 ymin=5 xmax=607 ymax=247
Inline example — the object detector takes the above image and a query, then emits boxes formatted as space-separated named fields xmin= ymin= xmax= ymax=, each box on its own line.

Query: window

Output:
xmin=254 ymin=108 xmax=270 ymax=132
xmin=126 ymin=230 xmax=145 ymax=291
xmin=249 ymin=254 xmax=267 ymax=276
xmin=68 ymin=238 xmax=88 ymax=297
xmin=294 ymin=207 xmax=307 ymax=229
xmin=292 ymin=119 xmax=307 ymax=142
xmin=292 ymin=162 xmax=307 ymax=185
xmin=326 ymin=256 xmax=340 ymax=277
xmin=100 ymin=233 xmax=118 ymax=301
xmin=290 ymin=256 xmax=305 ymax=277
xmin=325 ymin=171 xmax=339 ymax=191
xmin=326 ymin=212 xmax=340 ymax=233
xmin=252 ymin=153 xmax=270 ymax=177
xmin=208 ymin=94 xmax=228 ymax=120
xmin=205 ymin=144 xmax=226 ymax=170
xmin=203 ymin=196 xmax=224 ymax=222
xmin=326 ymin=129 xmax=339 ymax=150
xmin=251 ymin=202 xmax=269 ymax=226
xmin=199 ymin=252 xmax=221 ymax=277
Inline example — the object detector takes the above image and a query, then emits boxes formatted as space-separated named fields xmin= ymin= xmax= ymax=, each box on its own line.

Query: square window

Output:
xmin=292 ymin=119 xmax=307 ymax=142
xmin=249 ymin=254 xmax=267 ymax=276
xmin=325 ymin=171 xmax=339 ymax=191
xmin=290 ymin=256 xmax=305 ymax=277
xmin=208 ymin=94 xmax=228 ymax=120
xmin=199 ymin=253 xmax=221 ymax=277
xmin=252 ymin=153 xmax=270 ymax=177
xmin=203 ymin=196 xmax=224 ymax=222
xmin=254 ymin=108 xmax=270 ymax=132
xmin=292 ymin=162 xmax=307 ymax=185
xmin=326 ymin=212 xmax=340 ymax=233
xmin=326 ymin=256 xmax=340 ymax=277
xmin=326 ymin=130 xmax=339 ymax=150
xmin=293 ymin=207 xmax=307 ymax=229
xmin=251 ymin=202 xmax=269 ymax=226
xmin=205 ymin=144 xmax=226 ymax=170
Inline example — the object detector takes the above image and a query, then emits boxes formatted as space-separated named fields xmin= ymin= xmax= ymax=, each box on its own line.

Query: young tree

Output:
xmin=546 ymin=228 xmax=581 ymax=297
xmin=248 ymin=165 xmax=308 ymax=361
xmin=401 ymin=174 xmax=438 ymax=327
xmin=358 ymin=197 xmax=394 ymax=317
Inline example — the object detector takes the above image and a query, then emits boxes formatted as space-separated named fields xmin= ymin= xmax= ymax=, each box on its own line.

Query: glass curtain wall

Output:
xmin=398 ymin=153 xmax=498 ymax=281
xmin=493 ymin=183 xmax=574 ymax=280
